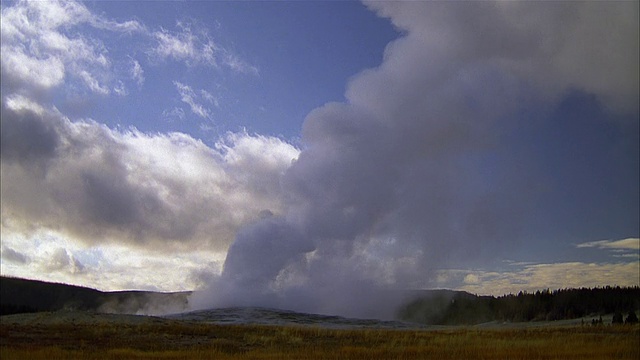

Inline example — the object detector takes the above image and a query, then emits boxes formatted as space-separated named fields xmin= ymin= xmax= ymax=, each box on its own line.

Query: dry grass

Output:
xmin=1 ymin=318 xmax=638 ymax=359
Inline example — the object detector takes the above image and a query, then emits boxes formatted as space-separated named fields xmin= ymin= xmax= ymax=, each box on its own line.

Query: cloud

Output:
xmin=222 ymin=52 xmax=259 ymax=76
xmin=576 ymin=238 xmax=640 ymax=259
xmin=1 ymin=246 xmax=29 ymax=264
xmin=113 ymin=81 xmax=128 ymax=97
xmin=1 ymin=1 xmax=258 ymax=112
xmin=1 ymin=102 xmax=300 ymax=253
xmin=0 ymin=229 xmax=224 ymax=292
xmin=174 ymin=81 xmax=211 ymax=119
xmin=78 ymin=70 xmax=110 ymax=95
xmin=47 ymin=248 xmax=85 ymax=274
xmin=90 ymin=16 xmax=146 ymax=34
xmin=153 ymin=25 xmax=202 ymax=64
xmin=577 ymin=238 xmax=640 ymax=251
xmin=0 ymin=0 xmax=257 ymax=113
xmin=151 ymin=21 xmax=257 ymax=74
xmin=200 ymin=89 xmax=219 ymax=107
xmin=162 ymin=107 xmax=186 ymax=122
xmin=130 ymin=58 xmax=145 ymax=86
xmin=363 ymin=1 xmax=639 ymax=114
xmin=0 ymin=48 xmax=66 ymax=91
xmin=453 ymin=261 xmax=640 ymax=296
xmin=463 ymin=273 xmax=480 ymax=285
xmin=0 ymin=0 xmax=142 ymax=99
xmin=0 ymin=95 xmax=61 ymax=167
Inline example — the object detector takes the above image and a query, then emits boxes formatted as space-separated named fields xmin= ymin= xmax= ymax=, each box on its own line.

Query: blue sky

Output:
xmin=1 ymin=0 xmax=638 ymax=317
xmin=75 ymin=1 xmax=398 ymax=141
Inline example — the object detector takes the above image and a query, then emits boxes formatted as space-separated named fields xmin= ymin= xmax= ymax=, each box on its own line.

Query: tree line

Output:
xmin=398 ymin=286 xmax=640 ymax=325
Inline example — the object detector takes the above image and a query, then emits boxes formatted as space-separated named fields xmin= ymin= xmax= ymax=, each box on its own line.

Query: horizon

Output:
xmin=3 ymin=275 xmax=639 ymax=325
xmin=3 ymin=274 xmax=640 ymax=300
xmin=1 ymin=0 xmax=638 ymax=318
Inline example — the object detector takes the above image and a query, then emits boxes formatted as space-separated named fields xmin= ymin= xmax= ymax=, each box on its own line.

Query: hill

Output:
xmin=0 ymin=276 xmax=190 ymax=316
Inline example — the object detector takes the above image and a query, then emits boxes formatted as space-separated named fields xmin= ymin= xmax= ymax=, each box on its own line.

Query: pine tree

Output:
xmin=612 ymin=311 xmax=624 ymax=325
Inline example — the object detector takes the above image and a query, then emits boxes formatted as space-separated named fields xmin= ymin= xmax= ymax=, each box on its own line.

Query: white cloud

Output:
xmin=153 ymin=26 xmax=201 ymax=64
xmin=113 ymin=81 xmax=128 ymax=96
xmin=364 ymin=1 xmax=639 ymax=114
xmin=1 ymin=103 xmax=300 ymax=254
xmin=130 ymin=58 xmax=145 ymax=86
xmin=199 ymin=123 xmax=218 ymax=133
xmin=47 ymin=248 xmax=85 ymax=273
xmin=576 ymin=238 xmax=639 ymax=260
xmin=91 ymin=18 xmax=146 ymax=34
xmin=463 ymin=273 xmax=480 ymax=285
xmin=447 ymin=261 xmax=640 ymax=296
xmin=78 ymin=70 xmax=110 ymax=95
xmin=151 ymin=21 xmax=257 ymax=74
xmin=13 ymin=0 xmax=92 ymax=30
xmin=1 ymin=87 xmax=300 ymax=292
xmin=0 ymin=0 xmax=143 ymax=99
xmin=223 ymin=52 xmax=259 ymax=76
xmin=174 ymin=81 xmax=211 ymax=119
xmin=162 ymin=107 xmax=186 ymax=122
xmin=576 ymin=238 xmax=640 ymax=250
xmin=1 ymin=0 xmax=256 ymax=115
xmin=200 ymin=89 xmax=219 ymax=107
xmin=0 ymin=229 xmax=224 ymax=292
xmin=4 ymin=94 xmax=48 ymax=116
xmin=0 ymin=48 xmax=66 ymax=90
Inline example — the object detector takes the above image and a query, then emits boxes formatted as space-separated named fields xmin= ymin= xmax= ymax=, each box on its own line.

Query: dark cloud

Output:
xmin=46 ymin=248 xmax=85 ymax=273
xmin=0 ymin=102 xmax=60 ymax=166
xmin=1 ymin=102 xmax=298 ymax=251
xmin=1 ymin=246 xmax=30 ymax=264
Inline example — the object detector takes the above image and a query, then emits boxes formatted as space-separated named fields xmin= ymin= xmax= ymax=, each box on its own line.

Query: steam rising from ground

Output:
xmin=190 ymin=1 xmax=638 ymax=318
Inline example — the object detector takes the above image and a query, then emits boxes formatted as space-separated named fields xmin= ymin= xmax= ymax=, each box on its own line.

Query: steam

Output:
xmin=191 ymin=1 xmax=638 ymax=318
xmin=98 ymin=292 xmax=190 ymax=316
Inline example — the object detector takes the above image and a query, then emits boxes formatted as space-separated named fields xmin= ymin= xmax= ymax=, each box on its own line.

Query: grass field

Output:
xmin=1 ymin=317 xmax=638 ymax=359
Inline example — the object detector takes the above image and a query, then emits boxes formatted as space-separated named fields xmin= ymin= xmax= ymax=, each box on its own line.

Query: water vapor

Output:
xmin=191 ymin=1 xmax=639 ymax=318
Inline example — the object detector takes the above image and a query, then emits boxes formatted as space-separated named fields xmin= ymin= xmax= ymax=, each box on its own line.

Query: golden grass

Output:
xmin=1 ymin=320 xmax=638 ymax=359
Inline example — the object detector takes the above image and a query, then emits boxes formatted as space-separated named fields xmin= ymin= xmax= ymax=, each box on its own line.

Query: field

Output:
xmin=1 ymin=312 xmax=638 ymax=359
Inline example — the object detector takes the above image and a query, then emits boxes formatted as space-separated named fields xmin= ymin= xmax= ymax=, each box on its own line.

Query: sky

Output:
xmin=1 ymin=0 xmax=638 ymax=318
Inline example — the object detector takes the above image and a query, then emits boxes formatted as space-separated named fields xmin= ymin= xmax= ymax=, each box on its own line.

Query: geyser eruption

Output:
xmin=190 ymin=1 xmax=638 ymax=318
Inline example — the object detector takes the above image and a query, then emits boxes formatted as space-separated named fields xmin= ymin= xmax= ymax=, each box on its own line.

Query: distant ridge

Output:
xmin=0 ymin=276 xmax=190 ymax=316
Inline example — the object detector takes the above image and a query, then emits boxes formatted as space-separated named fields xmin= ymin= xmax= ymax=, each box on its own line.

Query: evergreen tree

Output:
xmin=612 ymin=311 xmax=624 ymax=325
xmin=625 ymin=310 xmax=638 ymax=325
xmin=397 ymin=286 xmax=640 ymax=325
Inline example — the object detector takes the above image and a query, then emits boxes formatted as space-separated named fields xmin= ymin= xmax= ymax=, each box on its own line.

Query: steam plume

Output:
xmin=190 ymin=1 xmax=638 ymax=318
